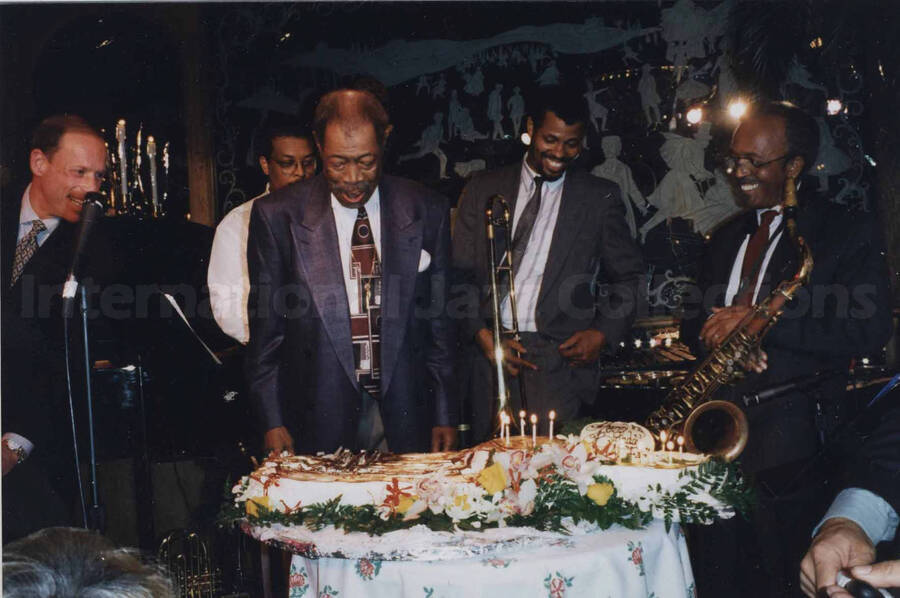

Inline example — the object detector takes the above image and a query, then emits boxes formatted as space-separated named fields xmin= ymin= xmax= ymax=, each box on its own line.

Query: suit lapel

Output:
xmin=289 ymin=180 xmax=357 ymax=388
xmin=537 ymin=171 xmax=590 ymax=307
xmin=379 ymin=178 xmax=423 ymax=396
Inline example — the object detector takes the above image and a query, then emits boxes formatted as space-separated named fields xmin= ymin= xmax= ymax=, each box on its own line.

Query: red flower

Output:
xmin=632 ymin=547 xmax=643 ymax=565
xmin=359 ymin=559 xmax=374 ymax=577
xmin=289 ymin=573 xmax=306 ymax=588
xmin=550 ymin=577 xmax=566 ymax=598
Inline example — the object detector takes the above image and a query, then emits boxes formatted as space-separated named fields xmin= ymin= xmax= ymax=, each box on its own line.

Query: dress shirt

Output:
xmin=208 ymin=189 xmax=268 ymax=344
xmin=500 ymin=159 xmax=565 ymax=331
xmin=331 ymin=189 xmax=382 ymax=316
xmin=18 ymin=185 xmax=61 ymax=246
xmin=814 ymin=487 xmax=899 ymax=545
xmin=724 ymin=206 xmax=784 ymax=306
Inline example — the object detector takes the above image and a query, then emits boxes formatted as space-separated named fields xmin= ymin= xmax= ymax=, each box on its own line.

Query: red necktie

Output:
xmin=349 ymin=207 xmax=381 ymax=398
xmin=734 ymin=210 xmax=778 ymax=306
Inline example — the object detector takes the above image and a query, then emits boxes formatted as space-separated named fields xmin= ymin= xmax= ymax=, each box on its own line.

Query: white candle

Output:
xmin=666 ymin=441 xmax=674 ymax=464
xmin=677 ymin=436 xmax=685 ymax=455
xmin=548 ymin=410 xmax=556 ymax=440
xmin=530 ymin=414 xmax=537 ymax=448
xmin=519 ymin=411 xmax=526 ymax=437
xmin=116 ymin=119 xmax=127 ymax=208
xmin=659 ymin=430 xmax=668 ymax=450
xmin=147 ymin=136 xmax=159 ymax=217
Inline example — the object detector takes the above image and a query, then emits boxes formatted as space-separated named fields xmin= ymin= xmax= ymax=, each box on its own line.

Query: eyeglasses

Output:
xmin=723 ymin=154 xmax=790 ymax=174
xmin=269 ymin=156 xmax=317 ymax=172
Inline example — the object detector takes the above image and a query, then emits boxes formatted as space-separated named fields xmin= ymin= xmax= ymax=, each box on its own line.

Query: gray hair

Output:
xmin=2 ymin=527 xmax=174 ymax=598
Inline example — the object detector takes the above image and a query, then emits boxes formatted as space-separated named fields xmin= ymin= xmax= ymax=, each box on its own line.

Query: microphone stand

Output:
xmin=79 ymin=284 xmax=105 ymax=532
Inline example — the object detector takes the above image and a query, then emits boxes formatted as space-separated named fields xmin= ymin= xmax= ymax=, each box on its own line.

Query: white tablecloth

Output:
xmin=285 ymin=521 xmax=695 ymax=598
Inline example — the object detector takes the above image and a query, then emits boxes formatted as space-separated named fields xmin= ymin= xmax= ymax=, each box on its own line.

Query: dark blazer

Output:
xmin=681 ymin=198 xmax=893 ymax=472
xmin=245 ymin=174 xmax=456 ymax=454
xmin=452 ymin=162 xmax=644 ymax=347
xmin=847 ymin=404 xmax=900 ymax=520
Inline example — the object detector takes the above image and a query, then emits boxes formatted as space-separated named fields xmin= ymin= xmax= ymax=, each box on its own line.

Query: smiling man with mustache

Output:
xmin=245 ymin=88 xmax=457 ymax=457
xmin=452 ymin=85 xmax=643 ymax=443
xmin=680 ymin=101 xmax=892 ymax=597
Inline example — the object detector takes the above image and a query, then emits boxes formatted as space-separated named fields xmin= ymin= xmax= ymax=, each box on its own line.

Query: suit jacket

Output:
xmin=681 ymin=197 xmax=893 ymax=472
xmin=245 ymin=174 xmax=456 ymax=454
xmin=452 ymin=162 xmax=644 ymax=347
xmin=0 ymin=186 xmax=123 ymax=454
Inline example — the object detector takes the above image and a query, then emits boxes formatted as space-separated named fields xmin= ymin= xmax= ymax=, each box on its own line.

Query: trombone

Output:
xmin=485 ymin=194 xmax=528 ymax=426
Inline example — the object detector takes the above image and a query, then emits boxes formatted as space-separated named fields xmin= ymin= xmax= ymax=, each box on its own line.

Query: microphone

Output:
xmin=62 ymin=192 xmax=107 ymax=318
xmin=741 ymin=370 xmax=841 ymax=407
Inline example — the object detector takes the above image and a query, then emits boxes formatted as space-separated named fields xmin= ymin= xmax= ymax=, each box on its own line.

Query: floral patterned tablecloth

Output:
xmin=286 ymin=520 xmax=695 ymax=598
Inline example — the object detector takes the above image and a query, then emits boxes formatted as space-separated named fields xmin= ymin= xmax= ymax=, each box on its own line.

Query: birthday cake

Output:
xmin=230 ymin=422 xmax=748 ymax=559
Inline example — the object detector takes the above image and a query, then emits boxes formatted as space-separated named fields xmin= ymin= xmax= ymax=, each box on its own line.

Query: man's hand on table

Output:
xmin=431 ymin=426 xmax=457 ymax=452
xmin=800 ymin=517 xmax=876 ymax=597
xmin=264 ymin=426 xmax=295 ymax=456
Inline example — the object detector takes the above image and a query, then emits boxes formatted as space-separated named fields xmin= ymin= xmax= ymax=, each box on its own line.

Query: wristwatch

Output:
xmin=3 ymin=437 xmax=27 ymax=464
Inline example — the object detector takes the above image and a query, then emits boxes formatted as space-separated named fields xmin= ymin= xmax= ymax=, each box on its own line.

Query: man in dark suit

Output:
xmin=452 ymin=85 xmax=643 ymax=442
xmin=1 ymin=114 xmax=109 ymax=541
xmin=800 ymin=403 xmax=900 ymax=596
xmin=246 ymin=89 xmax=456 ymax=455
xmin=681 ymin=102 xmax=893 ymax=596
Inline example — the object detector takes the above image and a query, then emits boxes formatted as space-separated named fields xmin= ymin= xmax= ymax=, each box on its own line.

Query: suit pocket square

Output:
xmin=417 ymin=250 xmax=432 ymax=272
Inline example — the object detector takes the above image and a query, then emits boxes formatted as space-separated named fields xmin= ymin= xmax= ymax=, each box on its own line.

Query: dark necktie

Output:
xmin=10 ymin=219 xmax=46 ymax=287
xmin=734 ymin=209 xmax=778 ymax=306
xmin=349 ymin=207 xmax=382 ymax=398
xmin=510 ymin=175 xmax=544 ymax=270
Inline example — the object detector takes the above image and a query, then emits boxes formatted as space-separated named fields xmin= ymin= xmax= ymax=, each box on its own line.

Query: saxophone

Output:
xmin=644 ymin=177 xmax=814 ymax=461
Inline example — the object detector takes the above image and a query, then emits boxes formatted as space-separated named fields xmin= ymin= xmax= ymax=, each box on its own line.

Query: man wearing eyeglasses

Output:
xmin=1 ymin=114 xmax=113 ymax=541
xmin=208 ymin=121 xmax=317 ymax=344
xmin=681 ymin=102 xmax=892 ymax=596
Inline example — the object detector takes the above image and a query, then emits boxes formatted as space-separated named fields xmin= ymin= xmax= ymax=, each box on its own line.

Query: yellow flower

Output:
xmin=477 ymin=462 xmax=508 ymax=494
xmin=586 ymin=483 xmax=614 ymax=507
xmin=246 ymin=496 xmax=271 ymax=517
xmin=397 ymin=495 xmax=418 ymax=514
xmin=454 ymin=494 xmax=471 ymax=510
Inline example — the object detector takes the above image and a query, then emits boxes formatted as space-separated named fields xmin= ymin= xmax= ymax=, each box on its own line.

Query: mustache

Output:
xmin=335 ymin=182 xmax=373 ymax=194
xmin=541 ymin=152 xmax=573 ymax=164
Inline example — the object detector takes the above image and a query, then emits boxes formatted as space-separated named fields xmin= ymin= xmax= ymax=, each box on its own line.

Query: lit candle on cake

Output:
xmin=677 ymin=435 xmax=685 ymax=455
xmin=548 ymin=410 xmax=556 ymax=440
xmin=659 ymin=430 xmax=668 ymax=450
xmin=530 ymin=414 xmax=537 ymax=447
xmin=500 ymin=412 xmax=510 ymax=446
xmin=519 ymin=411 xmax=526 ymax=437
xmin=666 ymin=440 xmax=674 ymax=464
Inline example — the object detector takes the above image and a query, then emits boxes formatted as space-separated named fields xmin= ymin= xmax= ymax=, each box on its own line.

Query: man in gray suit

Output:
xmin=453 ymin=85 xmax=643 ymax=442
xmin=246 ymin=89 xmax=457 ymax=455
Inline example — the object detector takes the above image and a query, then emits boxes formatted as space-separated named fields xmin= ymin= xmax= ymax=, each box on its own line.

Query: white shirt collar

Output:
xmin=520 ymin=156 xmax=566 ymax=191
xmin=19 ymin=184 xmax=61 ymax=230
xmin=330 ymin=186 xmax=381 ymax=215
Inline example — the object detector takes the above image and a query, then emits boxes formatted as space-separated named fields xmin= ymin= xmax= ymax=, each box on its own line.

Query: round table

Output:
xmin=279 ymin=520 xmax=695 ymax=598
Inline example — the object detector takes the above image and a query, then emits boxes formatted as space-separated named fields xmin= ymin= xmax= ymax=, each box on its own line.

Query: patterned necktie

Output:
xmin=10 ymin=219 xmax=46 ymax=287
xmin=734 ymin=210 xmax=778 ymax=306
xmin=349 ymin=207 xmax=382 ymax=398
xmin=509 ymin=175 xmax=544 ymax=270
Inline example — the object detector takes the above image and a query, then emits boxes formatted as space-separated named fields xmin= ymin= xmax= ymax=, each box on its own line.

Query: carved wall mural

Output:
xmin=210 ymin=0 xmax=877 ymax=314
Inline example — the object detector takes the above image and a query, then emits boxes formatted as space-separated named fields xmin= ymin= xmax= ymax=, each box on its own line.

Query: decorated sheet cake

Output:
xmin=227 ymin=423 xmax=749 ymax=560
